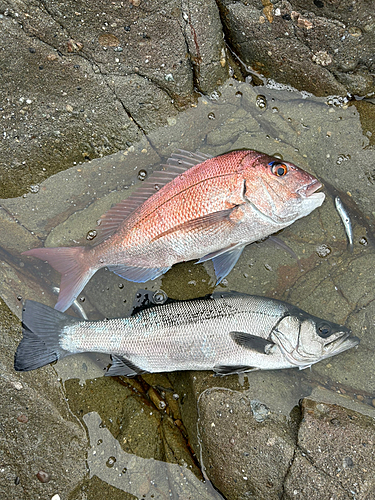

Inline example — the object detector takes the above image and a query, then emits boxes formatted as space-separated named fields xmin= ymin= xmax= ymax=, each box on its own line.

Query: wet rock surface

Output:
xmin=284 ymin=398 xmax=375 ymax=499
xmin=1 ymin=1 xmax=375 ymax=498
xmin=172 ymin=372 xmax=375 ymax=500
xmin=0 ymin=302 xmax=87 ymax=499
xmin=1 ymin=0 xmax=374 ymax=198
xmin=0 ymin=0 xmax=227 ymax=198
xmin=197 ymin=389 xmax=296 ymax=500
xmin=217 ymin=0 xmax=375 ymax=97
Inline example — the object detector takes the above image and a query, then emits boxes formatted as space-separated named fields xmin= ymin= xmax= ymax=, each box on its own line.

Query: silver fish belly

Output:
xmin=335 ymin=196 xmax=353 ymax=251
xmin=15 ymin=294 xmax=359 ymax=376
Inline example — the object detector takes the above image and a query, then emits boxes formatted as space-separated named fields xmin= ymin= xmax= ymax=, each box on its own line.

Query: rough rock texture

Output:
xmin=217 ymin=0 xmax=375 ymax=97
xmin=0 ymin=0 xmax=228 ymax=198
xmin=0 ymin=302 xmax=88 ymax=499
xmin=2 ymin=0 xmax=375 ymax=198
xmin=197 ymin=388 xmax=296 ymax=499
xmin=283 ymin=398 xmax=375 ymax=500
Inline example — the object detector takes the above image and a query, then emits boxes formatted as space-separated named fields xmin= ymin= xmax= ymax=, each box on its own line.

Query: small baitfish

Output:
xmin=23 ymin=150 xmax=325 ymax=312
xmin=14 ymin=293 xmax=358 ymax=376
xmin=334 ymin=196 xmax=353 ymax=252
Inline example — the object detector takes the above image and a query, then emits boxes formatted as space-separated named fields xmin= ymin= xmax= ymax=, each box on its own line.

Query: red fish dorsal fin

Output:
xmin=92 ymin=150 xmax=212 ymax=246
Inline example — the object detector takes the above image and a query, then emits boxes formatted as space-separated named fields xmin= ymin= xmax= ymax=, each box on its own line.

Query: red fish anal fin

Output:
xmin=150 ymin=207 xmax=242 ymax=243
xmin=22 ymin=246 xmax=96 ymax=312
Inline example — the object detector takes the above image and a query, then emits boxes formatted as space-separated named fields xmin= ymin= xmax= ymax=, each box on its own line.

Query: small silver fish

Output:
xmin=335 ymin=196 xmax=353 ymax=252
xmin=14 ymin=293 xmax=359 ymax=376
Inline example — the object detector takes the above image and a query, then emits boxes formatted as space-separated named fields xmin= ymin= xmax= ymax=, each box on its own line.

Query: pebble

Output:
xmin=17 ymin=414 xmax=28 ymax=423
xmin=36 ymin=470 xmax=51 ymax=483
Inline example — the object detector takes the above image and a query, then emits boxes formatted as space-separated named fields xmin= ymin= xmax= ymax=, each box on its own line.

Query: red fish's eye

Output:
xmin=269 ymin=162 xmax=288 ymax=176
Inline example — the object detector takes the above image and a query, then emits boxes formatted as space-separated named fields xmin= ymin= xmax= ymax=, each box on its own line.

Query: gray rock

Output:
xmin=197 ymin=388 xmax=296 ymax=500
xmin=217 ymin=0 xmax=375 ymax=97
xmin=283 ymin=452 xmax=352 ymax=500
xmin=284 ymin=398 xmax=375 ymax=499
xmin=180 ymin=0 xmax=228 ymax=93
xmin=0 ymin=0 xmax=228 ymax=198
xmin=0 ymin=303 xmax=87 ymax=499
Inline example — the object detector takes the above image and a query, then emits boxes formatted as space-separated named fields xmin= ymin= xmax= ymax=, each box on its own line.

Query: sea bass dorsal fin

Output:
xmin=130 ymin=289 xmax=170 ymax=315
xmin=230 ymin=331 xmax=275 ymax=354
xmin=93 ymin=150 xmax=212 ymax=246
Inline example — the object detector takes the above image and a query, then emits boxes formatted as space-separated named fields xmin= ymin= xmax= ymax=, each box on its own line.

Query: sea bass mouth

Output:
xmin=297 ymin=179 xmax=323 ymax=198
xmin=324 ymin=331 xmax=360 ymax=358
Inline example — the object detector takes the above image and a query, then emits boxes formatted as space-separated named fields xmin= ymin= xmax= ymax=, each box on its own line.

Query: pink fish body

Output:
xmin=23 ymin=150 xmax=325 ymax=311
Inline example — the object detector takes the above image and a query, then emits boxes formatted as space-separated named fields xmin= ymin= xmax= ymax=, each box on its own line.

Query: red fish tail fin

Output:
xmin=22 ymin=246 xmax=97 ymax=312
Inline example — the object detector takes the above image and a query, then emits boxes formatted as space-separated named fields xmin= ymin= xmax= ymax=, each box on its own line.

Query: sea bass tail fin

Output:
xmin=14 ymin=300 xmax=78 ymax=372
xmin=22 ymin=246 xmax=96 ymax=312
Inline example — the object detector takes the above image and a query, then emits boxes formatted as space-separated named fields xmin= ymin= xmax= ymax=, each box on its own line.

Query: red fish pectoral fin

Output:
xmin=150 ymin=207 xmax=244 ymax=243
xmin=94 ymin=151 xmax=211 ymax=247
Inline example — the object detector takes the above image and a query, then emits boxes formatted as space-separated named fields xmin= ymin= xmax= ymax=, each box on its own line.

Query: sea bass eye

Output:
xmin=269 ymin=161 xmax=288 ymax=177
xmin=318 ymin=323 xmax=332 ymax=338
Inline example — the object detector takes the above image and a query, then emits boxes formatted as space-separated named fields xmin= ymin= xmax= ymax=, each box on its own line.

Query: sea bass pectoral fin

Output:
xmin=106 ymin=355 xmax=148 ymax=377
xmin=213 ymin=365 xmax=259 ymax=376
xmin=230 ymin=331 xmax=276 ymax=354
xmin=107 ymin=264 xmax=171 ymax=283
xmin=22 ymin=246 xmax=96 ymax=312
xmin=14 ymin=300 xmax=77 ymax=372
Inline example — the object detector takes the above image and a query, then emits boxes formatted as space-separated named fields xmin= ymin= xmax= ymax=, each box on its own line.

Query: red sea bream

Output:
xmin=23 ymin=150 xmax=325 ymax=312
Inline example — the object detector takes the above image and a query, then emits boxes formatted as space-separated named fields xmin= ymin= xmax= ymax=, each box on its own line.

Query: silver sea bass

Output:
xmin=14 ymin=293 xmax=359 ymax=376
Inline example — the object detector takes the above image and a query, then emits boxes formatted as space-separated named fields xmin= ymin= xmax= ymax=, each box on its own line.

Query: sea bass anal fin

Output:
xmin=107 ymin=264 xmax=171 ymax=283
xmin=213 ymin=365 xmax=258 ymax=376
xmin=106 ymin=355 xmax=148 ymax=377
xmin=230 ymin=331 xmax=275 ymax=354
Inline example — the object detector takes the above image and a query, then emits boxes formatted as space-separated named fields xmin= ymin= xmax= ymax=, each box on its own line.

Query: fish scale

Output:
xmin=14 ymin=293 xmax=359 ymax=375
xmin=22 ymin=149 xmax=325 ymax=312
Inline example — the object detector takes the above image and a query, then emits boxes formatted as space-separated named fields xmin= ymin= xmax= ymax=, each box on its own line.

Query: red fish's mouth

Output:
xmin=297 ymin=179 xmax=323 ymax=198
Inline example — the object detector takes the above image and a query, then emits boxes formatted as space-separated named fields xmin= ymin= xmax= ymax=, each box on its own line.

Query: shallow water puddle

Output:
xmin=82 ymin=411 xmax=224 ymax=499
xmin=1 ymin=78 xmax=375 ymax=494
